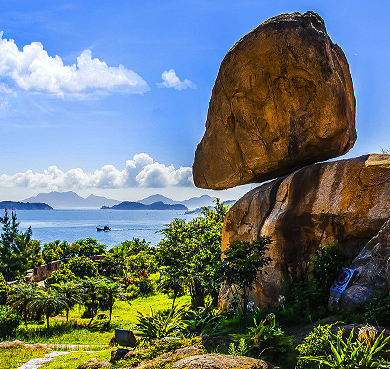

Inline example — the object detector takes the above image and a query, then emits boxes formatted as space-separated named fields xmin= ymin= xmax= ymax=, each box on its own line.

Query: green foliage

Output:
xmin=42 ymin=238 xmax=106 ymax=263
xmin=98 ymin=279 xmax=126 ymax=320
xmin=0 ymin=345 xmax=50 ymax=369
xmin=0 ymin=305 xmax=20 ymax=338
xmin=221 ymin=237 xmax=272 ymax=315
xmin=311 ymin=243 xmax=347 ymax=299
xmin=298 ymin=327 xmax=390 ymax=369
xmin=231 ymin=313 xmax=292 ymax=361
xmin=45 ymin=267 xmax=79 ymax=286
xmin=181 ymin=302 xmax=227 ymax=337
xmin=296 ymin=324 xmax=340 ymax=369
xmin=364 ymin=293 xmax=390 ymax=326
xmin=228 ymin=338 xmax=249 ymax=356
xmin=29 ymin=288 xmax=67 ymax=329
xmin=134 ymin=306 xmax=187 ymax=340
xmin=117 ymin=337 xmax=205 ymax=368
xmin=0 ymin=271 xmax=8 ymax=305
xmin=51 ymin=281 xmax=83 ymax=321
xmin=7 ymin=281 xmax=38 ymax=326
xmin=65 ymin=256 xmax=98 ymax=279
xmin=157 ymin=199 xmax=230 ymax=308
xmin=0 ymin=210 xmax=44 ymax=281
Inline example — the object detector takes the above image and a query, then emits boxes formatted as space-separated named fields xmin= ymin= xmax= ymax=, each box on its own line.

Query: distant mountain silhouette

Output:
xmin=24 ymin=191 xmax=120 ymax=209
xmin=101 ymin=201 xmax=187 ymax=211
xmin=138 ymin=194 xmax=234 ymax=210
xmin=0 ymin=201 xmax=52 ymax=210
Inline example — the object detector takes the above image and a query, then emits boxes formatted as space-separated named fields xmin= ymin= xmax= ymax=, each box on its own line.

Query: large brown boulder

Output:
xmin=171 ymin=354 xmax=272 ymax=369
xmin=222 ymin=154 xmax=390 ymax=307
xmin=193 ymin=11 xmax=356 ymax=190
xmin=328 ymin=218 xmax=390 ymax=312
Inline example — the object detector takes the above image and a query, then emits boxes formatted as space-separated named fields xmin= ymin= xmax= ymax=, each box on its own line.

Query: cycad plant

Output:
xmin=7 ymin=281 xmax=38 ymax=326
xmin=51 ymin=281 xmax=83 ymax=321
xmin=134 ymin=306 xmax=187 ymax=340
xmin=29 ymin=288 xmax=67 ymax=328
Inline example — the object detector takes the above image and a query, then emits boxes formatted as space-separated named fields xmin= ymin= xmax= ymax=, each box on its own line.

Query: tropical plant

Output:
xmin=181 ymin=302 xmax=226 ymax=337
xmin=29 ymin=288 xmax=67 ymax=328
xmin=7 ymin=281 xmax=38 ymax=326
xmin=231 ymin=314 xmax=292 ymax=360
xmin=228 ymin=338 xmax=249 ymax=356
xmin=299 ymin=328 xmax=390 ymax=368
xmin=51 ymin=281 xmax=83 ymax=321
xmin=42 ymin=240 xmax=69 ymax=263
xmin=296 ymin=324 xmax=341 ymax=369
xmin=44 ymin=267 xmax=79 ymax=286
xmin=221 ymin=237 xmax=272 ymax=315
xmin=82 ymin=277 xmax=104 ymax=324
xmin=134 ymin=306 xmax=187 ymax=340
xmin=157 ymin=199 xmax=230 ymax=309
xmin=98 ymin=280 xmax=126 ymax=321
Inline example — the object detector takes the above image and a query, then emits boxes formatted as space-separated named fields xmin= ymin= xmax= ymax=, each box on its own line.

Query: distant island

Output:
xmin=101 ymin=201 xmax=188 ymax=211
xmin=0 ymin=201 xmax=53 ymax=210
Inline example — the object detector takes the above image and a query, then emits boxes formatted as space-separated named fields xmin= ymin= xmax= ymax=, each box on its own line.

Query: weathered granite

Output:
xmin=222 ymin=154 xmax=390 ymax=307
xmin=193 ymin=11 xmax=356 ymax=190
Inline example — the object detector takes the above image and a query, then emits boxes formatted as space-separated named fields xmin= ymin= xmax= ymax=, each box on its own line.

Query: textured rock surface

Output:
xmin=171 ymin=354 xmax=272 ymax=369
xmin=328 ymin=218 xmax=390 ymax=312
xmin=193 ymin=11 xmax=356 ymax=190
xmin=222 ymin=154 xmax=390 ymax=307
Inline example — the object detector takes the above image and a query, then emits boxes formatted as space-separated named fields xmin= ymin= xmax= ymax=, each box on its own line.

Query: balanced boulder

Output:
xmin=193 ymin=11 xmax=356 ymax=190
xmin=222 ymin=154 xmax=390 ymax=306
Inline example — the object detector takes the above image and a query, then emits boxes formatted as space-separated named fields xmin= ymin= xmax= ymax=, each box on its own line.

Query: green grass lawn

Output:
xmin=8 ymin=293 xmax=191 ymax=346
xmin=0 ymin=345 xmax=50 ymax=369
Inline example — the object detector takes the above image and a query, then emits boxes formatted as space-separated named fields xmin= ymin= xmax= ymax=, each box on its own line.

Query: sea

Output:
xmin=13 ymin=209 xmax=197 ymax=249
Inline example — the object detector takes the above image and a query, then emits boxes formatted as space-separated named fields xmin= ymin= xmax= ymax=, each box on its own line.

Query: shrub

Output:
xmin=311 ymin=243 xmax=346 ymax=299
xmin=0 ymin=272 xmax=8 ymax=305
xmin=65 ymin=256 xmax=98 ymax=278
xmin=364 ymin=293 xmax=390 ymax=326
xmin=0 ymin=305 xmax=20 ymax=338
xmin=296 ymin=324 xmax=340 ymax=369
xmin=230 ymin=313 xmax=292 ymax=361
xmin=45 ymin=267 xmax=79 ymax=286
xmin=134 ymin=306 xmax=187 ymax=340
xmin=298 ymin=327 xmax=390 ymax=368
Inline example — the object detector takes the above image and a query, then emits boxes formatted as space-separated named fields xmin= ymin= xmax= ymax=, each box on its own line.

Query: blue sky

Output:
xmin=0 ymin=0 xmax=389 ymax=202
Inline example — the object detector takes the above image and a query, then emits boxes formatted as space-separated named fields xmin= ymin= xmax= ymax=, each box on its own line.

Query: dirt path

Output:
xmin=17 ymin=351 xmax=72 ymax=369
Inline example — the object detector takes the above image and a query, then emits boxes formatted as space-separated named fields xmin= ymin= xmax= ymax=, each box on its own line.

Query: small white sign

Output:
xmin=330 ymin=267 xmax=355 ymax=293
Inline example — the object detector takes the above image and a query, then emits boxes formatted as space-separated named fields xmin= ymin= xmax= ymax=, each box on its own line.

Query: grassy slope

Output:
xmin=9 ymin=293 xmax=190 ymax=346
xmin=0 ymin=346 xmax=50 ymax=369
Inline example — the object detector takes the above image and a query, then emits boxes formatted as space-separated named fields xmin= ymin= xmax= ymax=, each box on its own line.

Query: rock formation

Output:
xmin=193 ymin=11 xmax=356 ymax=190
xmin=172 ymin=354 xmax=272 ymax=369
xmin=328 ymin=218 xmax=390 ymax=312
xmin=222 ymin=154 xmax=390 ymax=306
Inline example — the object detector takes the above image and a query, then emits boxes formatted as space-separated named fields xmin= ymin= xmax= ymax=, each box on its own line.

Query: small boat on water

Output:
xmin=96 ymin=225 xmax=111 ymax=232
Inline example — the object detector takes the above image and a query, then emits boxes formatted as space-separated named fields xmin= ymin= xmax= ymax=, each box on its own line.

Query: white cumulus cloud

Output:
xmin=0 ymin=154 xmax=194 ymax=191
xmin=0 ymin=32 xmax=150 ymax=97
xmin=156 ymin=69 xmax=196 ymax=90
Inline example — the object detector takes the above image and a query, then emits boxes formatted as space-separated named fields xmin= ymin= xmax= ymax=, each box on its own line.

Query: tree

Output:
xmin=0 ymin=210 xmax=43 ymax=281
xmin=82 ymin=277 xmax=104 ymax=325
xmin=65 ymin=256 xmax=98 ymax=279
xmin=42 ymin=240 xmax=69 ymax=263
xmin=221 ymin=238 xmax=272 ymax=316
xmin=29 ymin=288 xmax=67 ymax=328
xmin=51 ymin=281 xmax=83 ymax=321
xmin=98 ymin=280 xmax=126 ymax=321
xmin=157 ymin=199 xmax=230 ymax=308
xmin=74 ymin=238 xmax=106 ymax=257
xmin=45 ymin=267 xmax=79 ymax=286
xmin=0 ymin=272 xmax=8 ymax=305
xmin=7 ymin=281 xmax=38 ymax=326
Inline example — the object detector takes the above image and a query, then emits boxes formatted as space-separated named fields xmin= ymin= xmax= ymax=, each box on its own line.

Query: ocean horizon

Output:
xmin=12 ymin=209 xmax=196 ymax=249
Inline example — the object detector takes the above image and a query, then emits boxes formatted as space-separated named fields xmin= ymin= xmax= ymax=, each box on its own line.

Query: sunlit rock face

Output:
xmin=222 ymin=154 xmax=390 ymax=307
xmin=193 ymin=11 xmax=356 ymax=190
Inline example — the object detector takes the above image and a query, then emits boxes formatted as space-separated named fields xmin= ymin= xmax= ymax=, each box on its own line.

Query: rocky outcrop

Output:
xmin=193 ymin=11 xmax=356 ymax=190
xmin=171 ymin=354 xmax=272 ymax=369
xmin=328 ymin=218 xmax=390 ymax=312
xmin=222 ymin=154 xmax=390 ymax=307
